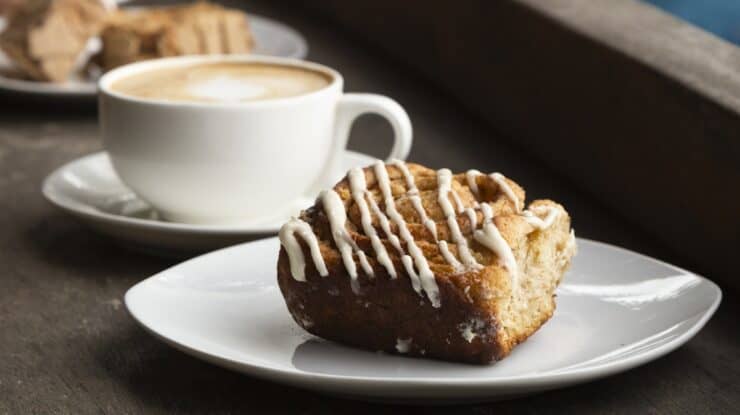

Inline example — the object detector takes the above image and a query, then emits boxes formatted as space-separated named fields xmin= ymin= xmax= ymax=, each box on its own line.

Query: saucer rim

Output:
xmin=42 ymin=150 xmax=375 ymax=235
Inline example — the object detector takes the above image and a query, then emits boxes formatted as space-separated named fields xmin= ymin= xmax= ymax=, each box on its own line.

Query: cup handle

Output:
xmin=333 ymin=93 xmax=413 ymax=162
xmin=305 ymin=93 xmax=412 ymax=199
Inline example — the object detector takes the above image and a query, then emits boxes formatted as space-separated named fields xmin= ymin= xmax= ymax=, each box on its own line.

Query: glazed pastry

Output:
xmin=0 ymin=0 xmax=110 ymax=82
xmin=277 ymin=161 xmax=576 ymax=364
xmin=98 ymin=2 xmax=254 ymax=71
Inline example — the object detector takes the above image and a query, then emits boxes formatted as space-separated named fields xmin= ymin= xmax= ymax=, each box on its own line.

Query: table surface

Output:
xmin=0 ymin=1 xmax=737 ymax=413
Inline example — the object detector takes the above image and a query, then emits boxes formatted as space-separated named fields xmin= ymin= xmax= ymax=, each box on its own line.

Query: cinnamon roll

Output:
xmin=277 ymin=161 xmax=576 ymax=364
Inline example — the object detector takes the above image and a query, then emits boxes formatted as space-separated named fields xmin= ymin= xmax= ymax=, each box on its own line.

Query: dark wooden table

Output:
xmin=0 ymin=1 xmax=737 ymax=413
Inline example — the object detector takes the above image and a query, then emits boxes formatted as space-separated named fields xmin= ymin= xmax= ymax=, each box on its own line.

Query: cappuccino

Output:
xmin=109 ymin=62 xmax=332 ymax=103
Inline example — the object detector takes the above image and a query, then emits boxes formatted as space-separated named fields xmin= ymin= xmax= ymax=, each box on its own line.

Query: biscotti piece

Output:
xmin=0 ymin=0 xmax=108 ymax=82
xmin=99 ymin=2 xmax=254 ymax=71
xmin=277 ymin=161 xmax=576 ymax=364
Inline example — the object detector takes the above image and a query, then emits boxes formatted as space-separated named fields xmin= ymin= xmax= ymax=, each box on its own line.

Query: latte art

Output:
xmin=110 ymin=63 xmax=332 ymax=103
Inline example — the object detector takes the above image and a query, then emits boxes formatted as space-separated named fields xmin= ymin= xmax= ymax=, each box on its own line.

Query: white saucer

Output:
xmin=42 ymin=151 xmax=375 ymax=254
xmin=125 ymin=237 xmax=721 ymax=403
xmin=0 ymin=13 xmax=308 ymax=97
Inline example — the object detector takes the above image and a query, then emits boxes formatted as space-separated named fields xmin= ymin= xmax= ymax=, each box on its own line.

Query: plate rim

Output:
xmin=249 ymin=14 xmax=309 ymax=59
xmin=0 ymin=12 xmax=308 ymax=97
xmin=42 ymin=150 xmax=376 ymax=236
xmin=124 ymin=237 xmax=722 ymax=390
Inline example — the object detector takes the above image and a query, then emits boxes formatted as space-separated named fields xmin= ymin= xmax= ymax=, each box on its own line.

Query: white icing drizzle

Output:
xmin=437 ymin=169 xmax=482 ymax=270
xmin=321 ymin=190 xmax=373 ymax=293
xmin=390 ymin=160 xmax=438 ymax=238
xmin=365 ymin=191 xmax=422 ymax=290
xmin=438 ymin=240 xmax=462 ymax=271
xmin=388 ymin=161 xmax=437 ymax=292
xmin=400 ymin=255 xmax=422 ymax=293
xmin=348 ymin=168 xmax=397 ymax=278
xmin=451 ymin=190 xmax=465 ymax=213
xmin=438 ymin=240 xmax=463 ymax=271
xmin=465 ymin=169 xmax=521 ymax=212
xmin=392 ymin=160 xmax=470 ymax=279
xmin=522 ymin=205 xmax=560 ymax=230
xmin=365 ymin=192 xmax=403 ymax=253
xmin=474 ymin=203 xmax=519 ymax=281
xmin=278 ymin=218 xmax=328 ymax=281
xmin=464 ymin=207 xmax=477 ymax=229
xmin=490 ymin=172 xmax=521 ymax=212
xmin=393 ymin=162 xmax=481 ymax=275
xmin=374 ymin=161 xmax=440 ymax=307
xmin=278 ymin=161 xmax=537 ymax=310
xmin=465 ymin=169 xmax=482 ymax=197
xmin=390 ymin=159 xmax=419 ymax=196
xmin=410 ymin=196 xmax=438 ymax=239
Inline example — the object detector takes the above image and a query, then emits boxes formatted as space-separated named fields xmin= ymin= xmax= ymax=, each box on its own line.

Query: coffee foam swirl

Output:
xmin=111 ymin=62 xmax=331 ymax=103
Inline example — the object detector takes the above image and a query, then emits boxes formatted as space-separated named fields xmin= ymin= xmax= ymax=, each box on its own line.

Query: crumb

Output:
xmin=299 ymin=315 xmax=313 ymax=329
xmin=395 ymin=337 xmax=412 ymax=353
xmin=103 ymin=298 xmax=122 ymax=310
xmin=458 ymin=318 xmax=486 ymax=343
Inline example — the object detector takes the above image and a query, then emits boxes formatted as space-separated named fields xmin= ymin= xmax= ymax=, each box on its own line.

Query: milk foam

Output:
xmin=111 ymin=62 xmax=332 ymax=103
xmin=187 ymin=77 xmax=269 ymax=101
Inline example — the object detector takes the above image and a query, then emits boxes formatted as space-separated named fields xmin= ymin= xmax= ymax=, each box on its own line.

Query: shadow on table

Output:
xmin=0 ymin=91 xmax=96 ymax=117
xmin=24 ymin=211 xmax=177 ymax=277
xmin=94 ymin=326 xmax=388 ymax=413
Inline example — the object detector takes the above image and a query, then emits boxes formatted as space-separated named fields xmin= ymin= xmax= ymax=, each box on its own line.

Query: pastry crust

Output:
xmin=0 ymin=0 xmax=107 ymax=82
xmin=98 ymin=2 xmax=254 ymax=71
xmin=277 ymin=162 xmax=576 ymax=364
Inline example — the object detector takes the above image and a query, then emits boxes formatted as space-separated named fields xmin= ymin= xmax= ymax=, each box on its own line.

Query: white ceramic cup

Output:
xmin=98 ymin=55 xmax=412 ymax=225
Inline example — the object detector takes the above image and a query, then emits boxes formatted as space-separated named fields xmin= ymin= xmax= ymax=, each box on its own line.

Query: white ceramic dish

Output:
xmin=125 ymin=237 xmax=721 ymax=403
xmin=42 ymin=151 xmax=375 ymax=254
xmin=0 ymin=13 xmax=308 ymax=97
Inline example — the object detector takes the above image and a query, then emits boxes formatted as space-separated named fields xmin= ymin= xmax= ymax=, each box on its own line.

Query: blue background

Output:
xmin=643 ymin=0 xmax=740 ymax=45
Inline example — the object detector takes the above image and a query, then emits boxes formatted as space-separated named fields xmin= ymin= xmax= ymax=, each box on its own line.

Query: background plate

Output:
xmin=0 ymin=13 xmax=308 ymax=97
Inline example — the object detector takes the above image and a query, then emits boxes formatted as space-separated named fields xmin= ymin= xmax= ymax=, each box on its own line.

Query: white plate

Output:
xmin=125 ymin=237 xmax=721 ymax=403
xmin=0 ymin=13 xmax=308 ymax=97
xmin=42 ymin=151 xmax=374 ymax=254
